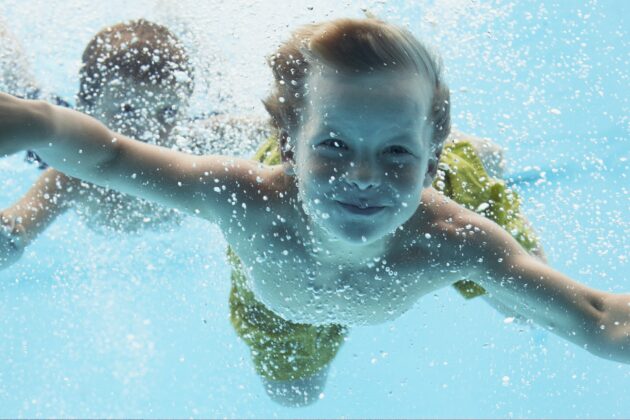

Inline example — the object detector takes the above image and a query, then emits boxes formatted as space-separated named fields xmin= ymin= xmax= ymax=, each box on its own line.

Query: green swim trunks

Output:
xmin=229 ymin=136 xmax=540 ymax=381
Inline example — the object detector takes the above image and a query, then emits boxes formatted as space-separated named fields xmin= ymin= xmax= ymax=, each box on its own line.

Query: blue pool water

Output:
xmin=0 ymin=0 xmax=628 ymax=417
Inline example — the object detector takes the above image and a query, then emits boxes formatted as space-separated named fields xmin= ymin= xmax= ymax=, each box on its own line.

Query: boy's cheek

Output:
xmin=384 ymin=164 xmax=424 ymax=190
xmin=297 ymin=167 xmax=338 ymax=210
xmin=298 ymin=156 xmax=342 ymax=185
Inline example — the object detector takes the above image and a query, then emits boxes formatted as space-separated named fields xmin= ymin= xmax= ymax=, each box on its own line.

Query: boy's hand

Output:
xmin=0 ymin=214 xmax=25 ymax=270
xmin=0 ymin=93 xmax=51 ymax=157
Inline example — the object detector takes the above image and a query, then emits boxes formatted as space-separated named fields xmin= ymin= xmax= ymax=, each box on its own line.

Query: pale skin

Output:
xmin=0 ymin=66 xmax=628 ymax=405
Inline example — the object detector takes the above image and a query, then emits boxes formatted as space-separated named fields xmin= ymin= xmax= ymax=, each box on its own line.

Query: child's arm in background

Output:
xmin=0 ymin=93 xmax=273 ymax=232
xmin=0 ymin=169 xmax=78 ymax=270
xmin=454 ymin=206 xmax=630 ymax=363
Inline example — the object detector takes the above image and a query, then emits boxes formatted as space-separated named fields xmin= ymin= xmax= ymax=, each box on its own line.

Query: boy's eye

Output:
xmin=161 ymin=105 xmax=178 ymax=121
xmin=321 ymin=139 xmax=348 ymax=150
xmin=121 ymin=103 xmax=135 ymax=114
xmin=386 ymin=145 xmax=411 ymax=155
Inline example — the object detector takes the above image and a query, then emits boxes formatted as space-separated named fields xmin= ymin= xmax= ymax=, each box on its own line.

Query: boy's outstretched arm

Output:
xmin=459 ymin=209 xmax=630 ymax=363
xmin=0 ymin=94 xmax=273 ymax=231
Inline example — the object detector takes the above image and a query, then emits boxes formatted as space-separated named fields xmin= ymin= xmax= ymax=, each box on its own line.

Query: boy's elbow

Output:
xmin=93 ymin=132 xmax=124 ymax=182
xmin=0 ymin=219 xmax=26 ymax=271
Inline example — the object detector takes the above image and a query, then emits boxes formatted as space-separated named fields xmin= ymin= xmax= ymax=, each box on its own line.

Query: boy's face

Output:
xmin=91 ymin=76 xmax=189 ymax=145
xmin=292 ymin=68 xmax=436 ymax=245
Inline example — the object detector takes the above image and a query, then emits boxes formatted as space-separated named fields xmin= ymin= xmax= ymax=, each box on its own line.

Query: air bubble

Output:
xmin=476 ymin=202 xmax=490 ymax=212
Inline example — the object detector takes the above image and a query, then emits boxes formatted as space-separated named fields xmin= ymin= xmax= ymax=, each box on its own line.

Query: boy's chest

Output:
xmin=235 ymin=230 xmax=459 ymax=326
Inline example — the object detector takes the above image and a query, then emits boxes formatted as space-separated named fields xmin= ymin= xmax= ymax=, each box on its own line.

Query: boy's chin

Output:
xmin=322 ymin=222 xmax=393 ymax=246
xmin=300 ymin=201 xmax=397 ymax=246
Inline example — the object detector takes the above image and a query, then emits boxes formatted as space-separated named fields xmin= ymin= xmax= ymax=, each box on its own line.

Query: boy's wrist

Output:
xmin=0 ymin=213 xmax=24 ymax=248
xmin=0 ymin=214 xmax=25 ymax=270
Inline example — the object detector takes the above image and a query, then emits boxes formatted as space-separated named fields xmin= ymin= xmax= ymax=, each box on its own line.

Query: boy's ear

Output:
xmin=279 ymin=130 xmax=294 ymax=162
xmin=423 ymin=147 xmax=443 ymax=188
xmin=279 ymin=130 xmax=296 ymax=176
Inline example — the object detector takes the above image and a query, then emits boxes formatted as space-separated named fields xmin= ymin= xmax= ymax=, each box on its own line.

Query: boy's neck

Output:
xmin=301 ymin=216 xmax=394 ymax=266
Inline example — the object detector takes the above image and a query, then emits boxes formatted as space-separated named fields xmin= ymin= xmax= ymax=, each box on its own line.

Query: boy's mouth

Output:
xmin=335 ymin=200 xmax=387 ymax=216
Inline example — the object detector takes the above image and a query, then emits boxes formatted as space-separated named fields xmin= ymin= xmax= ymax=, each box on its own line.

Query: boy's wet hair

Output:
xmin=78 ymin=19 xmax=194 ymax=108
xmin=263 ymin=18 xmax=450 ymax=150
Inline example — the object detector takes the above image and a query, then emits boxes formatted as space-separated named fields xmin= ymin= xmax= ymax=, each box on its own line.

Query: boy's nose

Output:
xmin=345 ymin=160 xmax=380 ymax=190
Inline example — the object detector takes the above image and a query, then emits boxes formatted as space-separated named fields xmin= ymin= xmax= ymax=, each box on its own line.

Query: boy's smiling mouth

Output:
xmin=335 ymin=200 xmax=387 ymax=216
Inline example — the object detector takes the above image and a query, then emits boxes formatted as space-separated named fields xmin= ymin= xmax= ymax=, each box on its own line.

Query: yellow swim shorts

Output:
xmin=228 ymin=136 xmax=541 ymax=381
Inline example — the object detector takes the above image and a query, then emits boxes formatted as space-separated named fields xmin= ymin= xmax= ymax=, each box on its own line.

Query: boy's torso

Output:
xmin=225 ymin=172 xmax=476 ymax=326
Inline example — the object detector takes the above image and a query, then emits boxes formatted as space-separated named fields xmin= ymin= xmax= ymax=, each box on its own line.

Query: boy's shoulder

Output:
xmin=412 ymin=187 xmax=467 ymax=235
xmin=407 ymin=188 xmax=495 ymax=265
xmin=415 ymin=187 xmax=527 ymax=270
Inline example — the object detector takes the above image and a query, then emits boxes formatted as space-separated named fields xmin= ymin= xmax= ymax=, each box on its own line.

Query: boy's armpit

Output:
xmin=431 ymin=140 xmax=543 ymax=299
xmin=423 ymin=190 xmax=533 ymax=298
xmin=443 ymin=205 xmax=531 ymax=272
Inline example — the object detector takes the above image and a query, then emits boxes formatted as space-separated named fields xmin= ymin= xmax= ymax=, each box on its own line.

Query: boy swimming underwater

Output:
xmin=0 ymin=17 xmax=628 ymax=407
xmin=0 ymin=19 xmax=196 ymax=269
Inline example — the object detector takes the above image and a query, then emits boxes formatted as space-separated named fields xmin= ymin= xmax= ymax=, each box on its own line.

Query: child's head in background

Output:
xmin=77 ymin=19 xmax=194 ymax=145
